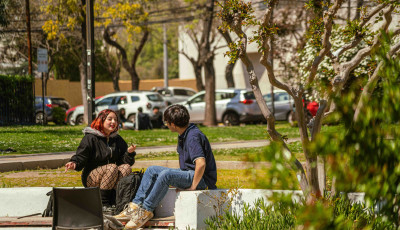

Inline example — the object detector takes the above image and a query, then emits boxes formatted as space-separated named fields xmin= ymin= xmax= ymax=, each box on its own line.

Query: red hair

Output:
xmin=91 ymin=109 xmax=119 ymax=134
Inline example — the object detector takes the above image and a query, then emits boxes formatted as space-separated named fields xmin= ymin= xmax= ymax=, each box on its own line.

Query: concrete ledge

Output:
xmin=0 ymin=188 xmax=365 ymax=230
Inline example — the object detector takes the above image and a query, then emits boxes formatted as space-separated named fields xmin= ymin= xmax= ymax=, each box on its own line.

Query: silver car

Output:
xmin=151 ymin=87 xmax=197 ymax=105
xmin=179 ymin=89 xmax=264 ymax=126
xmin=263 ymin=90 xmax=295 ymax=121
xmin=70 ymin=91 xmax=167 ymax=125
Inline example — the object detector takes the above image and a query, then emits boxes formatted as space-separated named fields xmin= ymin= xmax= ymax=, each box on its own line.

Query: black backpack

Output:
xmin=115 ymin=169 xmax=144 ymax=214
xmin=42 ymin=190 xmax=53 ymax=217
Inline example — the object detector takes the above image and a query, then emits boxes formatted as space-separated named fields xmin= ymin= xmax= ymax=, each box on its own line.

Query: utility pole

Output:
xmin=163 ymin=24 xmax=169 ymax=88
xmin=86 ymin=0 xmax=95 ymax=124
xmin=25 ymin=0 xmax=32 ymax=75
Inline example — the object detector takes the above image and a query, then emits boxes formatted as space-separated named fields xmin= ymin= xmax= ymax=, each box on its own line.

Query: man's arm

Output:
xmin=187 ymin=158 xmax=206 ymax=191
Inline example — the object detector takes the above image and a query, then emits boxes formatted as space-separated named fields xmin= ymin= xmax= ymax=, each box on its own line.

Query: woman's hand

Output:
xmin=64 ymin=162 xmax=76 ymax=172
xmin=128 ymin=144 xmax=136 ymax=154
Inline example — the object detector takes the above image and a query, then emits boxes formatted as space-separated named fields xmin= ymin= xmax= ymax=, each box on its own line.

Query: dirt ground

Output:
xmin=3 ymin=170 xmax=75 ymax=178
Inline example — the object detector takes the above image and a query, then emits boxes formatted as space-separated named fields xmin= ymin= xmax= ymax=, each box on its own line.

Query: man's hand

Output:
xmin=64 ymin=162 xmax=76 ymax=173
xmin=185 ymin=186 xmax=197 ymax=191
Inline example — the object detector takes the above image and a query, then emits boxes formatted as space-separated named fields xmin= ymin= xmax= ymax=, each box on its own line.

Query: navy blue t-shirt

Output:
xmin=177 ymin=124 xmax=217 ymax=189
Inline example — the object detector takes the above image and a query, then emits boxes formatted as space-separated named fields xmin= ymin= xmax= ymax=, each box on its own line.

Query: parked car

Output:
xmin=65 ymin=96 xmax=104 ymax=125
xmin=263 ymin=90 xmax=295 ymax=121
xmin=35 ymin=96 xmax=70 ymax=124
xmin=179 ymin=89 xmax=264 ymax=126
xmin=151 ymin=87 xmax=197 ymax=105
xmin=263 ymin=90 xmax=319 ymax=122
xmin=70 ymin=91 xmax=167 ymax=125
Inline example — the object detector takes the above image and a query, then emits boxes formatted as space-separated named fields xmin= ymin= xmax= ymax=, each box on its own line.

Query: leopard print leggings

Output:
xmin=86 ymin=164 xmax=132 ymax=189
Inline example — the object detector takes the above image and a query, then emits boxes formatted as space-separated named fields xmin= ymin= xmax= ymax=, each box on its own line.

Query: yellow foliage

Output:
xmin=66 ymin=17 xmax=76 ymax=31
xmin=42 ymin=20 xmax=60 ymax=40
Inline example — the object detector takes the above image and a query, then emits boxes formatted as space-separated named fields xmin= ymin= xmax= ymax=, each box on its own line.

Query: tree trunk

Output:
xmin=79 ymin=61 xmax=88 ymax=124
xmin=219 ymin=29 xmax=236 ymax=88
xmin=112 ymin=55 xmax=121 ymax=92
xmin=354 ymin=0 xmax=364 ymax=20
xmin=203 ymin=56 xmax=216 ymax=126
xmin=317 ymin=155 xmax=326 ymax=195
xmin=103 ymin=26 xmax=149 ymax=91
xmin=200 ymin=0 xmax=215 ymax=126
xmin=225 ymin=62 xmax=235 ymax=88
xmin=130 ymin=29 xmax=149 ymax=90
xmin=306 ymin=156 xmax=321 ymax=198
xmin=130 ymin=67 xmax=140 ymax=91
xmin=194 ymin=64 xmax=204 ymax=91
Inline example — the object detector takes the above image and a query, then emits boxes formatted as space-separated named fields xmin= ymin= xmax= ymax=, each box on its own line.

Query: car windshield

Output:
xmin=157 ymin=89 xmax=172 ymax=96
xmin=147 ymin=94 xmax=164 ymax=102
xmin=174 ymin=89 xmax=196 ymax=96
xmin=264 ymin=92 xmax=291 ymax=103
xmin=50 ymin=98 xmax=70 ymax=109
xmin=243 ymin=92 xmax=255 ymax=100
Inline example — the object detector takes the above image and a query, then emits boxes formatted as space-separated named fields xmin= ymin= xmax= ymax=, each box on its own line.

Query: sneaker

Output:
xmin=113 ymin=202 xmax=139 ymax=222
xmin=125 ymin=207 xmax=154 ymax=230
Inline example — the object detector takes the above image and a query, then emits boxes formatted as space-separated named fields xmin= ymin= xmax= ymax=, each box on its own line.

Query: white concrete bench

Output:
xmin=0 ymin=188 xmax=365 ymax=229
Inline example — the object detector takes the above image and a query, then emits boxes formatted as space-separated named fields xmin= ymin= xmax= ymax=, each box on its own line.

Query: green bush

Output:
xmin=52 ymin=107 xmax=66 ymax=125
xmin=322 ymin=112 xmax=341 ymax=126
xmin=205 ymin=196 xmax=397 ymax=229
xmin=205 ymin=198 xmax=298 ymax=229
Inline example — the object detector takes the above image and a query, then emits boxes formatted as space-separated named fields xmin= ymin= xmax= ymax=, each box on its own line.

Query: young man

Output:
xmin=114 ymin=104 xmax=217 ymax=229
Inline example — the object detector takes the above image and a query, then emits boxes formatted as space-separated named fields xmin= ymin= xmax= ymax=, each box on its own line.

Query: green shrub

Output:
xmin=322 ymin=112 xmax=342 ymax=126
xmin=52 ymin=107 xmax=66 ymax=125
xmin=205 ymin=195 xmax=397 ymax=229
xmin=205 ymin=198 xmax=298 ymax=229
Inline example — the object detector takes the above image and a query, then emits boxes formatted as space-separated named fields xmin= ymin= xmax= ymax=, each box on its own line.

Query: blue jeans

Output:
xmin=132 ymin=166 xmax=207 ymax=212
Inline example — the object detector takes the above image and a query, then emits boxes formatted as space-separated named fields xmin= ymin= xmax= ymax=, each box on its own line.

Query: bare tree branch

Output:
xmin=354 ymin=38 xmax=400 ymax=121
xmin=334 ymin=2 xmax=391 ymax=59
xmin=222 ymin=0 xmax=310 ymax=197
xmin=307 ymin=0 xmax=345 ymax=85
xmin=332 ymin=4 xmax=395 ymax=91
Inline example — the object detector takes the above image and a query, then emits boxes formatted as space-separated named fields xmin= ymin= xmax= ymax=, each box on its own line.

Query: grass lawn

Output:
xmin=136 ymin=143 xmax=306 ymax=162
xmin=0 ymin=167 xmax=301 ymax=190
xmin=0 ymin=122 xmax=342 ymax=155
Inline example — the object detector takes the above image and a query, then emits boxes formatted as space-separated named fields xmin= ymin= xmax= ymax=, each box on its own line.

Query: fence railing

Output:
xmin=0 ymin=75 xmax=35 ymax=125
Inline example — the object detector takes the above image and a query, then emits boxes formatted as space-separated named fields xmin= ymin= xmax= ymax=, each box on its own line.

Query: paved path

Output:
xmin=0 ymin=139 xmax=300 ymax=172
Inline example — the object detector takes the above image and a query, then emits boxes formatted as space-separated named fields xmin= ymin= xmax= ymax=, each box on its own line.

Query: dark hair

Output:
xmin=163 ymin=104 xmax=190 ymax=128
xmin=153 ymin=106 xmax=159 ymax=110
xmin=91 ymin=109 xmax=119 ymax=134
xmin=138 ymin=107 xmax=143 ymax=113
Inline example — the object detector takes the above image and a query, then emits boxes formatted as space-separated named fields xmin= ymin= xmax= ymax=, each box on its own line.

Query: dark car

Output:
xmin=35 ymin=96 xmax=70 ymax=124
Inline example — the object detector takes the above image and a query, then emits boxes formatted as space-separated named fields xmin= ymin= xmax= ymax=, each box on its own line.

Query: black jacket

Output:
xmin=70 ymin=127 xmax=136 ymax=187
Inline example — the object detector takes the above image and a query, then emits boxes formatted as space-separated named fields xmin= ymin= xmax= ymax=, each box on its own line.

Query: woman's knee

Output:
xmin=106 ymin=163 xmax=118 ymax=171
xmin=119 ymin=164 xmax=132 ymax=176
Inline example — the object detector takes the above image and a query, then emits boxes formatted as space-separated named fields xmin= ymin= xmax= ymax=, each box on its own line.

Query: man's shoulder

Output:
xmin=187 ymin=125 xmax=204 ymax=137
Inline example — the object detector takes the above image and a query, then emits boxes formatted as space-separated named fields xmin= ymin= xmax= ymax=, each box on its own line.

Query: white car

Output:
xmin=70 ymin=91 xmax=167 ymax=125
xmin=151 ymin=87 xmax=197 ymax=105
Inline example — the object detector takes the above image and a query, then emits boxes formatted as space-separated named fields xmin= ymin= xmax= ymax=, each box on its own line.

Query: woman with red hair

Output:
xmin=65 ymin=109 xmax=136 ymax=214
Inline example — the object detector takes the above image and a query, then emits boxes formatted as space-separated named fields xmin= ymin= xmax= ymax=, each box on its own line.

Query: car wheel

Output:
xmin=76 ymin=115 xmax=84 ymax=125
xmin=67 ymin=113 xmax=74 ymax=125
xmin=128 ymin=114 xmax=136 ymax=123
xmin=223 ymin=112 xmax=240 ymax=126
xmin=35 ymin=112 xmax=46 ymax=124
